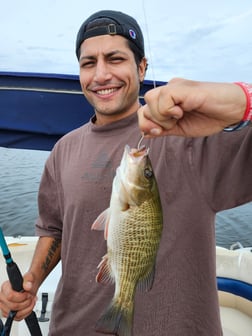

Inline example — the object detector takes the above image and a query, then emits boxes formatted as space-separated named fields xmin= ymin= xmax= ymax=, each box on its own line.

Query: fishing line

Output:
xmin=142 ymin=1 xmax=157 ymax=89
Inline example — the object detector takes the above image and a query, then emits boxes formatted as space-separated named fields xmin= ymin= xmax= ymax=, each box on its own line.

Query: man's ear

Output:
xmin=139 ymin=57 xmax=148 ymax=82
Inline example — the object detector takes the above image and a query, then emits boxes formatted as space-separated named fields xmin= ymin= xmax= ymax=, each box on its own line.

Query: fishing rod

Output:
xmin=0 ymin=228 xmax=42 ymax=336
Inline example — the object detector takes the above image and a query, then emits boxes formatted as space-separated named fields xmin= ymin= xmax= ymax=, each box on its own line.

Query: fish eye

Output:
xmin=144 ymin=168 xmax=153 ymax=179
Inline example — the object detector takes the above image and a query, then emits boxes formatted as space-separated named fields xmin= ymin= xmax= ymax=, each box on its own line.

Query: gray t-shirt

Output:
xmin=36 ymin=112 xmax=252 ymax=335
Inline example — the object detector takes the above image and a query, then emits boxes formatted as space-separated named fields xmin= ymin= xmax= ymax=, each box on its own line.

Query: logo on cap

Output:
xmin=129 ymin=29 xmax=136 ymax=40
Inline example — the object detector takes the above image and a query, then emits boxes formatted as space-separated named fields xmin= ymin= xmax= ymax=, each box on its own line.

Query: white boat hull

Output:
xmin=216 ymin=246 xmax=252 ymax=336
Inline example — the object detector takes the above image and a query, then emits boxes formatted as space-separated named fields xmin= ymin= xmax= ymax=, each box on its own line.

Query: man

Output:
xmin=0 ymin=10 xmax=252 ymax=336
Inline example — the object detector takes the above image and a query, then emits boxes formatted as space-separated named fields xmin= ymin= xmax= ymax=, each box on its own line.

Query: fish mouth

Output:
xmin=132 ymin=146 xmax=149 ymax=157
xmin=124 ymin=144 xmax=149 ymax=158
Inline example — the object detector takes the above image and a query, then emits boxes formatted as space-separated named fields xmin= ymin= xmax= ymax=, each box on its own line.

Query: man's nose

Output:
xmin=94 ymin=60 xmax=112 ymax=83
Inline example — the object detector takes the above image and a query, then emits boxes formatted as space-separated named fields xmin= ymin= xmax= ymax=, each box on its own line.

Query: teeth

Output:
xmin=97 ymin=88 xmax=117 ymax=95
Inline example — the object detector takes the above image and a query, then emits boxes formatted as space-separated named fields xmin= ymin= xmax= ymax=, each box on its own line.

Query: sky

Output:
xmin=0 ymin=0 xmax=252 ymax=83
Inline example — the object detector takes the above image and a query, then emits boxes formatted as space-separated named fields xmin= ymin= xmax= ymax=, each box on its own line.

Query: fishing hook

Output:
xmin=137 ymin=133 xmax=145 ymax=150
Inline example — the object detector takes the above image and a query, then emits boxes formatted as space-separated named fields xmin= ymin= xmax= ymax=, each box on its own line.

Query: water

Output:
xmin=1 ymin=147 xmax=252 ymax=248
xmin=215 ymin=204 xmax=252 ymax=248
xmin=0 ymin=147 xmax=49 ymax=236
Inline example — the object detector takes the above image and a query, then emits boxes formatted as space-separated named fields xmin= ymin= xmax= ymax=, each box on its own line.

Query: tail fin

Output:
xmin=95 ymin=301 xmax=134 ymax=336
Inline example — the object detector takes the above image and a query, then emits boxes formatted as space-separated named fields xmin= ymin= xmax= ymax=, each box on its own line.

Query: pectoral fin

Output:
xmin=91 ymin=208 xmax=110 ymax=239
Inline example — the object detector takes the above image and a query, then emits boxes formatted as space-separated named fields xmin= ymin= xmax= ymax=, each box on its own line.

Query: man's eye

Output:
xmin=110 ymin=57 xmax=124 ymax=63
xmin=80 ymin=61 xmax=95 ymax=68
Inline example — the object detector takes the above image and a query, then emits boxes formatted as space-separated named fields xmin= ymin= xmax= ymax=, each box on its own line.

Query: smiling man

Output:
xmin=76 ymin=11 xmax=147 ymax=125
xmin=1 ymin=10 xmax=252 ymax=336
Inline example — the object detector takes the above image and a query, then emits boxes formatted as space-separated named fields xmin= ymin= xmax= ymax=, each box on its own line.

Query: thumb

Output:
xmin=23 ymin=272 xmax=36 ymax=293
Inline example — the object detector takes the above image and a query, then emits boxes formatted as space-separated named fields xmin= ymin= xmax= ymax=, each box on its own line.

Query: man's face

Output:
xmin=79 ymin=34 xmax=146 ymax=125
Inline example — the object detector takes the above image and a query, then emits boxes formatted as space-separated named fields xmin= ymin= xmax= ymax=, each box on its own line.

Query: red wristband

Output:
xmin=224 ymin=82 xmax=252 ymax=132
xmin=234 ymin=82 xmax=252 ymax=121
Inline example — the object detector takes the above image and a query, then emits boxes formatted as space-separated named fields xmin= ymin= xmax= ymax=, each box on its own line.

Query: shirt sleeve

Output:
xmin=35 ymin=149 xmax=63 ymax=239
xmin=191 ymin=126 xmax=252 ymax=212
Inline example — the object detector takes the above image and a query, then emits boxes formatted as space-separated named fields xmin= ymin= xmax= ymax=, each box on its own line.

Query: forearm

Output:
xmin=198 ymin=81 xmax=248 ymax=124
xmin=28 ymin=236 xmax=61 ymax=292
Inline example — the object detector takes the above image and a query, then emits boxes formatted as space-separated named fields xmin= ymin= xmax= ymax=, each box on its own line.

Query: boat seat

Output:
xmin=221 ymin=306 xmax=252 ymax=336
xmin=219 ymin=291 xmax=252 ymax=336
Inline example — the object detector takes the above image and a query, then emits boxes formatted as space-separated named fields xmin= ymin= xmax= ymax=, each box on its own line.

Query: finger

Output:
xmin=151 ymin=118 xmax=178 ymax=136
xmin=0 ymin=293 xmax=34 ymax=311
xmin=1 ymin=284 xmax=31 ymax=304
xmin=0 ymin=295 xmax=36 ymax=320
xmin=23 ymin=281 xmax=33 ymax=293
xmin=137 ymin=106 xmax=163 ymax=136
xmin=145 ymin=88 xmax=183 ymax=123
xmin=162 ymin=104 xmax=184 ymax=121
xmin=13 ymin=298 xmax=37 ymax=321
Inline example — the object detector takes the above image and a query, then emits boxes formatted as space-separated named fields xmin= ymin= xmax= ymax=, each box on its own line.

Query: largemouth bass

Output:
xmin=92 ymin=144 xmax=163 ymax=336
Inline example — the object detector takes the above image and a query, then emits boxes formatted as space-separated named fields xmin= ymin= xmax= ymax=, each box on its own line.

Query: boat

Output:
xmin=0 ymin=71 xmax=163 ymax=151
xmin=217 ymin=245 xmax=252 ymax=336
xmin=1 ymin=72 xmax=252 ymax=335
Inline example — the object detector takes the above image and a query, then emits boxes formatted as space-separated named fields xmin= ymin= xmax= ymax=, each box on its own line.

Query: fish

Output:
xmin=91 ymin=143 xmax=163 ymax=336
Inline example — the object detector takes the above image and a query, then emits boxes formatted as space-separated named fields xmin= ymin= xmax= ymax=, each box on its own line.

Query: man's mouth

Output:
xmin=96 ymin=88 xmax=118 ymax=95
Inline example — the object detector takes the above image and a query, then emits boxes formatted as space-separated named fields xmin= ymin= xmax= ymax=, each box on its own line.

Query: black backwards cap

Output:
xmin=75 ymin=10 xmax=145 ymax=60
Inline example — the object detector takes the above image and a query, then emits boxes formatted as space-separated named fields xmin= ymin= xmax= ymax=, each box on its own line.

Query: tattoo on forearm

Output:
xmin=42 ymin=238 xmax=61 ymax=273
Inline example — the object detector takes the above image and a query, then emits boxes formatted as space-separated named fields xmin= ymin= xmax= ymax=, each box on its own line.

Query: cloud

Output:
xmin=1 ymin=0 xmax=252 ymax=83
